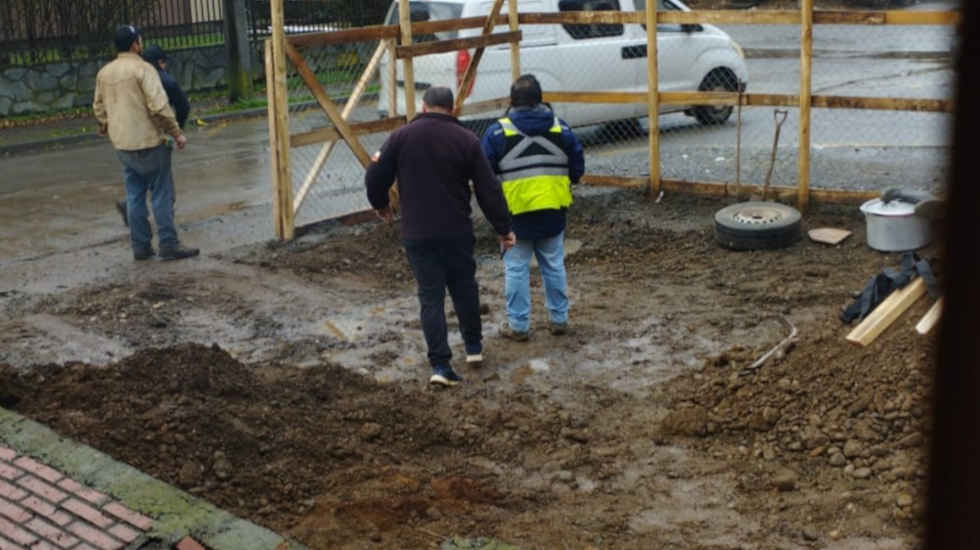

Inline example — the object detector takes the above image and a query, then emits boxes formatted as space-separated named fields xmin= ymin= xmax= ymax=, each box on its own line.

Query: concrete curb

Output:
xmin=0 ymin=109 xmax=269 ymax=157
xmin=0 ymin=406 xmax=310 ymax=550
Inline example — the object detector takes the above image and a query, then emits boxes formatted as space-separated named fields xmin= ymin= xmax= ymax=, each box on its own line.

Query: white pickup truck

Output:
xmin=378 ymin=0 xmax=748 ymax=127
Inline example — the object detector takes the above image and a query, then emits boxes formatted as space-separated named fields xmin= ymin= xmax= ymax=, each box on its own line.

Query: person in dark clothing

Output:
xmin=481 ymin=74 xmax=585 ymax=340
xmin=365 ymin=86 xmax=516 ymax=387
xmin=116 ymin=44 xmax=191 ymax=226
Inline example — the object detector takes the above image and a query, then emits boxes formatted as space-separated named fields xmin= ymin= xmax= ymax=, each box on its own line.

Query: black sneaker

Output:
xmin=133 ymin=248 xmax=155 ymax=261
xmin=429 ymin=365 xmax=462 ymax=387
xmin=465 ymin=342 xmax=483 ymax=367
xmin=160 ymin=245 xmax=200 ymax=261
xmin=116 ymin=200 xmax=129 ymax=227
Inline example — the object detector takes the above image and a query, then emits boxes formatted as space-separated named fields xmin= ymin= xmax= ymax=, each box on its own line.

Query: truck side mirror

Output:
xmin=681 ymin=23 xmax=703 ymax=33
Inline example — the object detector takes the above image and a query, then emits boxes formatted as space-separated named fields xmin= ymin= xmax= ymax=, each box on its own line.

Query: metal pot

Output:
xmin=859 ymin=198 xmax=932 ymax=252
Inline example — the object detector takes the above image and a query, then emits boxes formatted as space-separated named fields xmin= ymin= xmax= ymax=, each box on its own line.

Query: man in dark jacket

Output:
xmin=116 ymin=44 xmax=191 ymax=226
xmin=365 ymin=86 xmax=516 ymax=387
xmin=481 ymin=74 xmax=585 ymax=340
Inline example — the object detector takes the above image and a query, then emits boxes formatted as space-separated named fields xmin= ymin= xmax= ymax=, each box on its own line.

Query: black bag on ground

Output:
xmin=840 ymin=252 xmax=939 ymax=324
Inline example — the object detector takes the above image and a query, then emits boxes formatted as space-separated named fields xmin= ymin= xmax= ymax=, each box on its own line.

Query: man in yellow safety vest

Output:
xmin=481 ymin=74 xmax=585 ymax=341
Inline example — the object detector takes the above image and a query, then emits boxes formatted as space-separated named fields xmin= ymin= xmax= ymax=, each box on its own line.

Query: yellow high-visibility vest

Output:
xmin=495 ymin=116 xmax=573 ymax=215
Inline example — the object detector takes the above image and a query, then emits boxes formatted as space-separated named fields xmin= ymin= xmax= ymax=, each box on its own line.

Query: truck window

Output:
xmin=558 ymin=0 xmax=625 ymax=40
xmin=386 ymin=1 xmax=465 ymax=43
xmin=634 ymin=0 xmax=684 ymax=31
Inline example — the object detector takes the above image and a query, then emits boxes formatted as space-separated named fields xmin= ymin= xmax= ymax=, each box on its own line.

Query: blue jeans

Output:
xmin=115 ymin=144 xmax=178 ymax=253
xmin=503 ymin=231 xmax=569 ymax=332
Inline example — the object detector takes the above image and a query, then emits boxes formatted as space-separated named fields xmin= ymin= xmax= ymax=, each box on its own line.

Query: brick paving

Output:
xmin=0 ymin=446 xmax=153 ymax=550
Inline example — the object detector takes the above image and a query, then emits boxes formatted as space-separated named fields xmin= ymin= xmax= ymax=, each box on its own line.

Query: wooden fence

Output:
xmin=265 ymin=0 xmax=958 ymax=240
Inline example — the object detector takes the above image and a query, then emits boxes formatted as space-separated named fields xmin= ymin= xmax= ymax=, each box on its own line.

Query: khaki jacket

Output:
xmin=93 ymin=52 xmax=181 ymax=151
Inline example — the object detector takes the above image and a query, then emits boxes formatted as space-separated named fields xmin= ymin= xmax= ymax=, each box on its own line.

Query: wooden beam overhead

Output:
xmin=290 ymin=116 xmax=408 ymax=149
xmin=396 ymin=30 xmax=522 ymax=59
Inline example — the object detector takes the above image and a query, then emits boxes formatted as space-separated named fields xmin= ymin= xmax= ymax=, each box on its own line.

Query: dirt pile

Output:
xmin=0 ymin=191 xmax=938 ymax=549
xmin=660 ymin=304 xmax=935 ymax=533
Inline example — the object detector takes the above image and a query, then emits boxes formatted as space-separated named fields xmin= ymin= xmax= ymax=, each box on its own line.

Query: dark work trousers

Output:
xmin=403 ymin=234 xmax=482 ymax=368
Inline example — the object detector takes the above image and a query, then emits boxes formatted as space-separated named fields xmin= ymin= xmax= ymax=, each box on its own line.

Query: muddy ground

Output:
xmin=0 ymin=189 xmax=936 ymax=549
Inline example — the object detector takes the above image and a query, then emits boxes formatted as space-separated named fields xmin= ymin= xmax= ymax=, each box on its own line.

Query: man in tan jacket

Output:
xmin=94 ymin=25 xmax=198 ymax=261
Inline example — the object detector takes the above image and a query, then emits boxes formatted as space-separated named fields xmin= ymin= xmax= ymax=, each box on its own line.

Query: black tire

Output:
xmin=714 ymin=201 xmax=802 ymax=251
xmin=694 ymin=68 xmax=739 ymax=125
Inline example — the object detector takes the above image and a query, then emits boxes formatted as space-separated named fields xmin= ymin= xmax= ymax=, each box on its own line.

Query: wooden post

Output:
xmin=398 ymin=0 xmax=416 ymax=120
xmin=387 ymin=39 xmax=399 ymax=116
xmin=799 ymin=0 xmax=813 ymax=212
xmin=507 ymin=0 xmax=520 ymax=82
xmin=270 ymin=0 xmax=294 ymax=240
xmin=646 ymin=1 xmax=661 ymax=198
xmin=264 ymin=40 xmax=283 ymax=238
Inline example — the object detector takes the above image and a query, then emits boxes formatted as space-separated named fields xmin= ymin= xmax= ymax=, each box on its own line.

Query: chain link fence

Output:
xmin=279 ymin=1 xmax=957 ymax=230
xmin=285 ymin=38 xmax=389 ymax=226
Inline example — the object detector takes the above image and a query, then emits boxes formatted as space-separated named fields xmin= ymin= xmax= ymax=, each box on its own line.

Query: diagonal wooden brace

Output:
xmin=454 ymin=0 xmax=507 ymax=116
xmin=284 ymin=41 xmax=373 ymax=169
xmin=293 ymin=40 xmax=388 ymax=214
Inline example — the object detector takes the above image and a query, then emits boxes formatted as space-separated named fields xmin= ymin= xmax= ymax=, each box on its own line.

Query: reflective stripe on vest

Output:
xmin=496 ymin=116 xmax=572 ymax=215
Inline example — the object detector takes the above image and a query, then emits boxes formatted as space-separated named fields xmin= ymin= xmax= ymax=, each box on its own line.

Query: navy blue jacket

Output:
xmin=481 ymin=105 xmax=585 ymax=240
xmin=157 ymin=69 xmax=190 ymax=129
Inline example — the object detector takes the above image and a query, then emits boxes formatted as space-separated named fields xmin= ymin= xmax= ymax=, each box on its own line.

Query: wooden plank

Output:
xmin=264 ymin=40 xmax=283 ymax=239
xmin=646 ymin=2 xmax=661 ymax=198
xmin=386 ymin=39 xmax=398 ymax=116
xmin=515 ymin=9 xmax=956 ymax=26
xmin=288 ymin=25 xmax=398 ymax=48
xmin=286 ymin=16 xmax=510 ymax=49
xmin=659 ymin=10 xmax=800 ymax=24
xmin=458 ymin=96 xmax=511 ymax=117
xmin=284 ymin=42 xmax=373 ymax=168
xmin=293 ymin=40 xmax=387 ymax=215
xmin=582 ymin=174 xmax=879 ymax=204
xmin=812 ymin=95 xmax=953 ymax=113
xmin=916 ymin=297 xmax=944 ymax=335
xmin=543 ymin=91 xmax=647 ymax=104
xmin=813 ymin=11 xmax=886 ymax=24
xmin=884 ymin=11 xmax=961 ymax=25
xmin=581 ymin=174 xmax=647 ymax=188
xmin=396 ymin=30 xmax=522 ymax=59
xmin=808 ymin=227 xmax=853 ymax=245
xmin=454 ymin=0 xmax=508 ymax=115
xmin=659 ymin=92 xmax=952 ymax=112
xmin=507 ymin=0 xmax=520 ymax=82
xmin=398 ymin=0 xmax=416 ymax=120
xmin=270 ymin=1 xmax=294 ymax=240
xmin=517 ymin=11 xmax=644 ymax=25
xmin=799 ymin=0 xmax=814 ymax=213
xmin=846 ymin=278 xmax=927 ymax=346
xmin=290 ymin=116 xmax=407 ymax=148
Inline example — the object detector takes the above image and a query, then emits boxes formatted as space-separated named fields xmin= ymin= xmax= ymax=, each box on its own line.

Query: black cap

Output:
xmin=143 ymin=44 xmax=167 ymax=64
xmin=510 ymin=74 xmax=542 ymax=108
xmin=422 ymin=86 xmax=454 ymax=111
xmin=114 ymin=25 xmax=141 ymax=52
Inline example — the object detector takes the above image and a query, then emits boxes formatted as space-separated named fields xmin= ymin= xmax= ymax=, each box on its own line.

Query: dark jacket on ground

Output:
xmin=481 ymin=105 xmax=585 ymax=241
xmin=365 ymin=112 xmax=512 ymax=241
xmin=157 ymin=68 xmax=190 ymax=129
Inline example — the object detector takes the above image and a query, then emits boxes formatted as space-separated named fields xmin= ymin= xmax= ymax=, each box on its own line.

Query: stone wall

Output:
xmin=0 ymin=45 xmax=263 ymax=117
